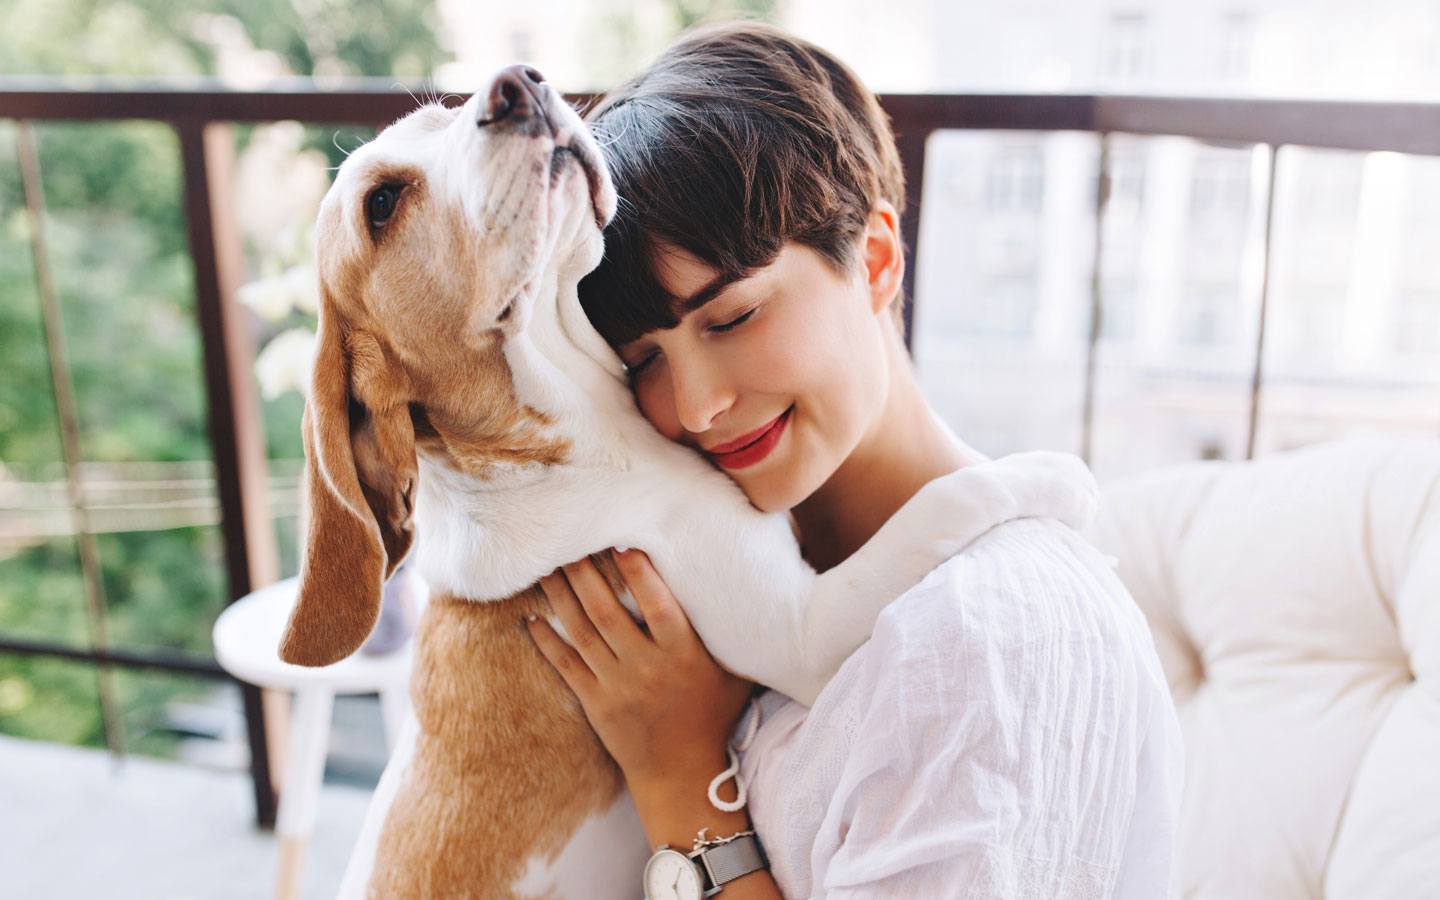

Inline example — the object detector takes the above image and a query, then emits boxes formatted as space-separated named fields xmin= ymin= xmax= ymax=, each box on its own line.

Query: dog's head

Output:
xmin=280 ymin=66 xmax=616 ymax=666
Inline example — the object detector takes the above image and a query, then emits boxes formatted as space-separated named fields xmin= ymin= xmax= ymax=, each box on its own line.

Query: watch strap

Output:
xmin=694 ymin=833 xmax=768 ymax=890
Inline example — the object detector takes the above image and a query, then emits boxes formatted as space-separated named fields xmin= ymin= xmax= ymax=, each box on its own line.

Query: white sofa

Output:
xmin=1090 ymin=439 xmax=1440 ymax=899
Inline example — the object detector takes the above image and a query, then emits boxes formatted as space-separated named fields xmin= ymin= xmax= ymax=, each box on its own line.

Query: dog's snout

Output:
xmin=478 ymin=64 xmax=550 ymax=130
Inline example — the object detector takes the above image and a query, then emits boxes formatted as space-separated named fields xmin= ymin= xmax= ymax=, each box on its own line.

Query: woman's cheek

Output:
xmin=633 ymin=374 xmax=684 ymax=443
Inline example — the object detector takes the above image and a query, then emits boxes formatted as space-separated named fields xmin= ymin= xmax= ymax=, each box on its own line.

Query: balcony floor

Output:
xmin=1 ymin=733 xmax=374 ymax=899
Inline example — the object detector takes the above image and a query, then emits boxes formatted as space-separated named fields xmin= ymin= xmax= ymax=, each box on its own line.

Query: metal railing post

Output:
xmin=1245 ymin=145 xmax=1281 ymax=460
xmin=177 ymin=119 xmax=281 ymax=829
xmin=895 ymin=127 xmax=929 ymax=350
xmin=1080 ymin=134 xmax=1112 ymax=465
xmin=16 ymin=121 xmax=126 ymax=762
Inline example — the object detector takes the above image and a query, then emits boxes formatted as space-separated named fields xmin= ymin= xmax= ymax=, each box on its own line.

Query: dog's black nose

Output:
xmin=478 ymin=65 xmax=549 ymax=128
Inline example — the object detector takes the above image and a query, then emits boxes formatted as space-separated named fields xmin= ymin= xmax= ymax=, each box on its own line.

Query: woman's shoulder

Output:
xmin=883 ymin=516 xmax=1142 ymax=635
xmin=843 ymin=517 xmax=1160 ymax=707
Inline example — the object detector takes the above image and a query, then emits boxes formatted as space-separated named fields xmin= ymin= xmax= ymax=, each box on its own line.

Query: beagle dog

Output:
xmin=283 ymin=65 xmax=1095 ymax=898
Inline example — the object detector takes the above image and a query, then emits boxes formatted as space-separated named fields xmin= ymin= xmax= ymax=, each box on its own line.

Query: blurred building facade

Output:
xmin=901 ymin=0 xmax=1440 ymax=475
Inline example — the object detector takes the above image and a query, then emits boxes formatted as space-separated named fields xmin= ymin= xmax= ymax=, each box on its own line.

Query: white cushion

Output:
xmin=1090 ymin=439 xmax=1440 ymax=899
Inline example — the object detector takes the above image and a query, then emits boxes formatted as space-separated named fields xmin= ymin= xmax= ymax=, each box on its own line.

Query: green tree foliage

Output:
xmin=0 ymin=0 xmax=442 ymax=756
xmin=0 ymin=0 xmax=445 ymax=80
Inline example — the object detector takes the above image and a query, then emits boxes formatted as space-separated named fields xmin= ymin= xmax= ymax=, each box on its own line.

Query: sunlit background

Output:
xmin=2 ymin=0 xmax=1437 ymax=896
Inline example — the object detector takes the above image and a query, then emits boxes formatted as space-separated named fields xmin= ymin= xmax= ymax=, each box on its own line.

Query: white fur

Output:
xmin=337 ymin=713 xmax=418 ymax=899
xmin=510 ymin=796 xmax=649 ymax=898
xmin=338 ymin=71 xmax=1099 ymax=896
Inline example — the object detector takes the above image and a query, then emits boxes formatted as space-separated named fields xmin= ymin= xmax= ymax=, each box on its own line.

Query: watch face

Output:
xmin=643 ymin=848 xmax=704 ymax=900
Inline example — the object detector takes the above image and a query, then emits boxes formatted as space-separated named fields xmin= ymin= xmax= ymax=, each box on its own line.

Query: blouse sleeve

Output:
xmin=804 ymin=527 xmax=1174 ymax=899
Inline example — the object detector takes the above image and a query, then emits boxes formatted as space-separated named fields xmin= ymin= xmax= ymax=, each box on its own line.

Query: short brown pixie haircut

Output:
xmin=577 ymin=21 xmax=908 ymax=349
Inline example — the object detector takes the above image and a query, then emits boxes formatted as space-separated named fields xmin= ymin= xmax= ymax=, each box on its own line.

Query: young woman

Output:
xmin=524 ymin=22 xmax=1182 ymax=898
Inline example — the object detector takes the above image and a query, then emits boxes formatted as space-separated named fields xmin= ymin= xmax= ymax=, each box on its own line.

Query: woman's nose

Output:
xmin=669 ymin=357 xmax=734 ymax=436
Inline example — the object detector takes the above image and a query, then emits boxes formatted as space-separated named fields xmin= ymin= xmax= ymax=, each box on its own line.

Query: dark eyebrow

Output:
xmin=678 ymin=270 xmax=747 ymax=313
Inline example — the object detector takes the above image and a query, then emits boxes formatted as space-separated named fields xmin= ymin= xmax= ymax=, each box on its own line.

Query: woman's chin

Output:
xmin=722 ymin=420 xmax=831 ymax=513
xmin=731 ymin=462 xmax=814 ymax=515
xmin=747 ymin=490 xmax=792 ymax=514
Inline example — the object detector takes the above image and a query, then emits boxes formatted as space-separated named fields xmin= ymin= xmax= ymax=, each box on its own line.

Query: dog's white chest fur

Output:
xmin=510 ymin=797 xmax=649 ymax=898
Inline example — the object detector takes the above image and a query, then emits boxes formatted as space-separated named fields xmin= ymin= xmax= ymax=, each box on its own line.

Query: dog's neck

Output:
xmin=506 ymin=261 xmax=636 ymax=470
xmin=408 ymin=260 xmax=670 ymax=601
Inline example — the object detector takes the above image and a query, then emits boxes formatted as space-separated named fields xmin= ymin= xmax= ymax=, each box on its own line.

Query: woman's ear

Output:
xmin=861 ymin=199 xmax=905 ymax=317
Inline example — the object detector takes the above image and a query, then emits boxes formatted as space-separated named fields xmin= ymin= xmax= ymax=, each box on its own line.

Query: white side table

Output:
xmin=213 ymin=576 xmax=414 ymax=900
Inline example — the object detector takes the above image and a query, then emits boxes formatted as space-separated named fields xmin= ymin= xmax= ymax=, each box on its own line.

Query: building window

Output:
xmin=1102 ymin=13 xmax=1150 ymax=83
xmin=985 ymin=147 xmax=1045 ymax=213
xmin=971 ymin=276 xmax=1040 ymax=339
xmin=1099 ymin=281 xmax=1138 ymax=341
xmin=1107 ymin=149 xmax=1146 ymax=222
xmin=1218 ymin=12 xmax=1254 ymax=81
xmin=1393 ymin=290 xmax=1440 ymax=354
xmin=1293 ymin=154 xmax=1363 ymax=223
xmin=1284 ymin=287 xmax=1346 ymax=353
xmin=509 ymin=29 xmax=534 ymax=62
xmin=1178 ymin=285 xmax=1236 ymax=346
xmin=1190 ymin=153 xmax=1251 ymax=220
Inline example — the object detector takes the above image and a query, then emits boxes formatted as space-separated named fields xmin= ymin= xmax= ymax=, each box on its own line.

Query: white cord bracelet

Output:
xmin=707 ymin=697 xmax=762 ymax=812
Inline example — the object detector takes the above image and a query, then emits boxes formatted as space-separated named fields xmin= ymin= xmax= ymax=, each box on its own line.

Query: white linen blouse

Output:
xmin=734 ymin=457 xmax=1184 ymax=899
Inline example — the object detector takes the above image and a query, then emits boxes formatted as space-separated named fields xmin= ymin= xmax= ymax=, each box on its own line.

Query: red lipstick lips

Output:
xmin=706 ymin=407 xmax=793 ymax=470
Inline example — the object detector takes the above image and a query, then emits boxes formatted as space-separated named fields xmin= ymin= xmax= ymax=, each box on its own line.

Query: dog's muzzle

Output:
xmin=475 ymin=64 xmax=609 ymax=230
xmin=476 ymin=64 xmax=553 ymax=136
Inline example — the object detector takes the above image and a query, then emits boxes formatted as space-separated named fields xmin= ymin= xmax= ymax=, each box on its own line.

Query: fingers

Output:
xmin=525 ymin=614 xmax=597 ymax=699
xmin=565 ymin=556 xmax=652 ymax=659
xmin=613 ymin=549 xmax=695 ymax=650
xmin=539 ymin=567 xmax=617 ymax=674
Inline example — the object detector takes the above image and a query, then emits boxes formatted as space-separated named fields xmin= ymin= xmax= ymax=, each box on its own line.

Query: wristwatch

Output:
xmin=642 ymin=832 xmax=768 ymax=899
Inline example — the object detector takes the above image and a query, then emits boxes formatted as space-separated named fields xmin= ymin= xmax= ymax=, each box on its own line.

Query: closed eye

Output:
xmin=624 ymin=351 xmax=658 ymax=378
xmin=708 ymin=308 xmax=756 ymax=334
xmin=624 ymin=306 xmax=756 ymax=377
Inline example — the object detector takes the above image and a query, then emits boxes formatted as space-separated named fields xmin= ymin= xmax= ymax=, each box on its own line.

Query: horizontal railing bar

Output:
xmin=1093 ymin=96 xmax=1440 ymax=156
xmin=3 ymin=82 xmax=1438 ymax=154
xmin=882 ymin=94 xmax=1440 ymax=155
xmin=0 ymin=635 xmax=228 ymax=678
xmin=0 ymin=79 xmax=580 ymax=124
xmin=881 ymin=93 xmax=1099 ymax=135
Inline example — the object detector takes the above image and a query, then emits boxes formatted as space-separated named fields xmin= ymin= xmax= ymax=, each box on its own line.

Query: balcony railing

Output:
xmin=2 ymin=81 xmax=1438 ymax=828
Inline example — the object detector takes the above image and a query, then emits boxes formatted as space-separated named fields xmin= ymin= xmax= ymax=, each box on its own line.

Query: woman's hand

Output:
xmin=526 ymin=549 xmax=754 ymax=793
xmin=527 ymin=550 xmax=783 ymax=898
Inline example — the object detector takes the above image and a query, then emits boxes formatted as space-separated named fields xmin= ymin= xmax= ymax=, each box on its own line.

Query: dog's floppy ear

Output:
xmin=279 ymin=310 xmax=417 ymax=667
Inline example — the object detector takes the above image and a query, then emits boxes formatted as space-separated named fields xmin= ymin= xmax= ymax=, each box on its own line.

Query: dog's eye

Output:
xmin=366 ymin=184 xmax=403 ymax=228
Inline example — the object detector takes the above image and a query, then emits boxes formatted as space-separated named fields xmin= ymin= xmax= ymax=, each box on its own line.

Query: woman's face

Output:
xmin=615 ymin=239 xmax=894 ymax=512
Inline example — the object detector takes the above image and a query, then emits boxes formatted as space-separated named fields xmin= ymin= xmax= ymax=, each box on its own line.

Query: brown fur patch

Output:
xmin=408 ymin=331 xmax=571 ymax=480
xmin=368 ymin=580 xmax=626 ymax=898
